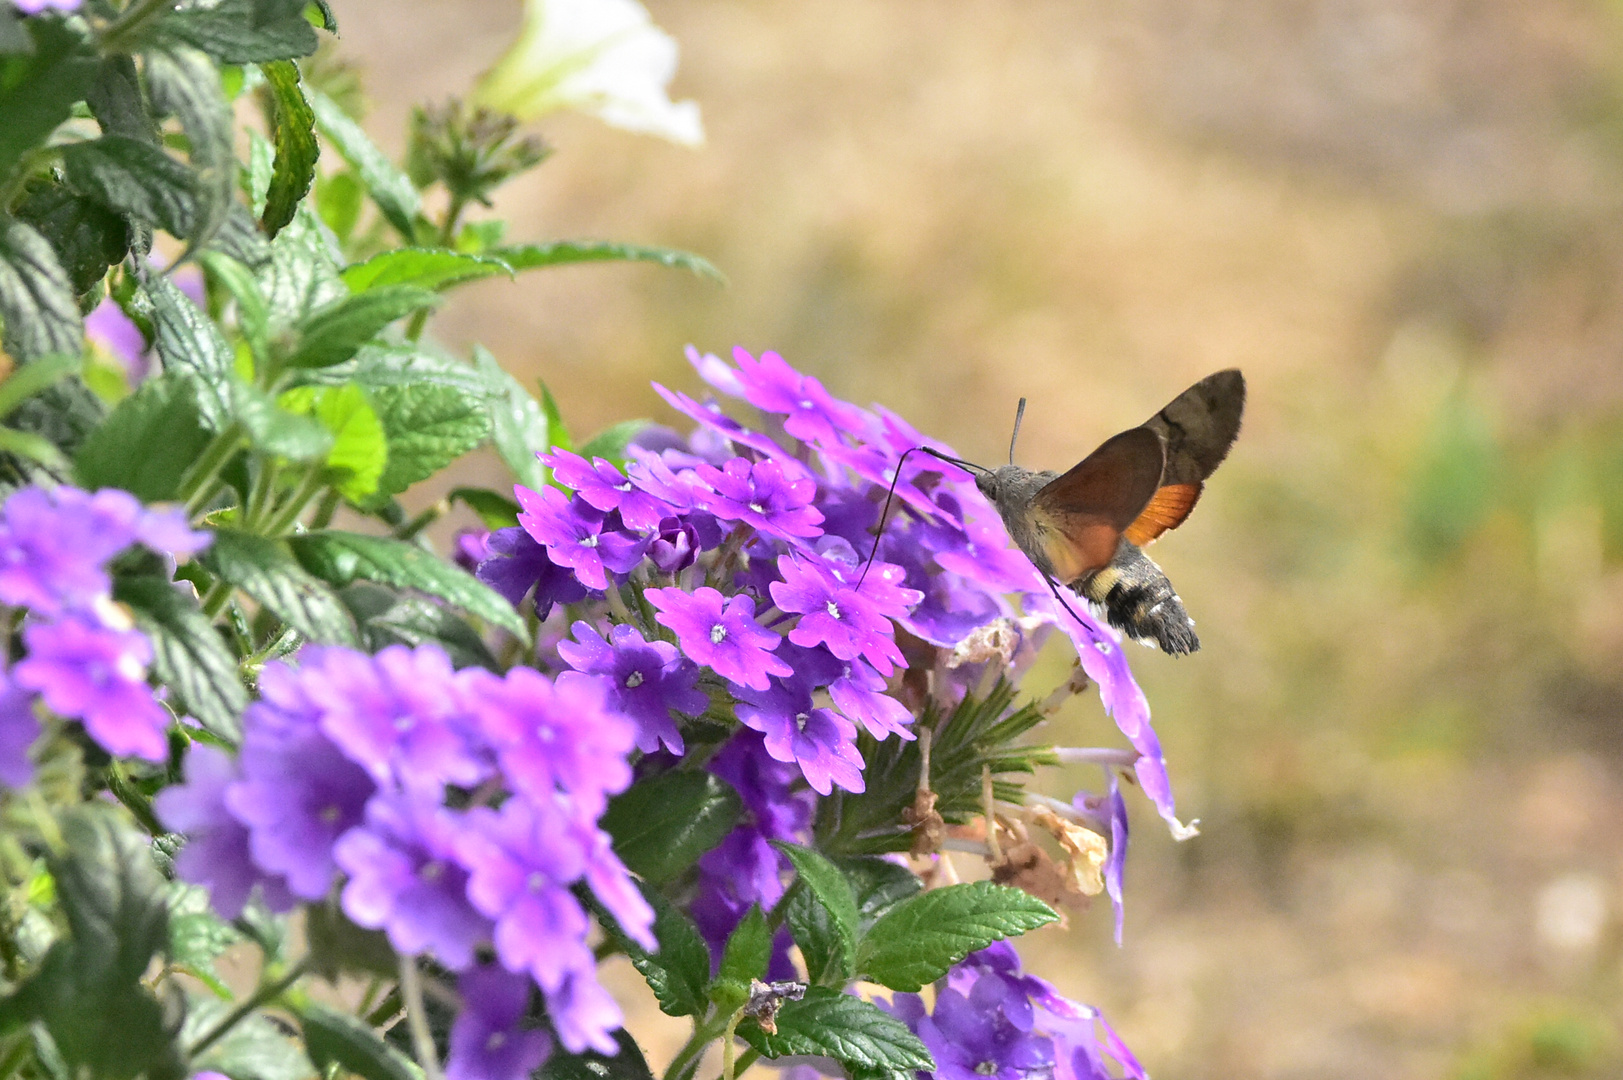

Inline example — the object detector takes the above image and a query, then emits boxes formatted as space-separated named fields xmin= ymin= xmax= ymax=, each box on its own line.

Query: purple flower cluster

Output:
xmin=155 ymin=643 xmax=655 ymax=1071
xmin=0 ymin=485 xmax=208 ymax=778
xmin=887 ymin=941 xmax=1146 ymax=1080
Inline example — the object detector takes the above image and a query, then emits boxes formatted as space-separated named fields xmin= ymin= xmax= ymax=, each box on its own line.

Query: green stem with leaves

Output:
xmin=188 ymin=956 xmax=314 ymax=1058
xmin=663 ymin=1013 xmax=730 ymax=1080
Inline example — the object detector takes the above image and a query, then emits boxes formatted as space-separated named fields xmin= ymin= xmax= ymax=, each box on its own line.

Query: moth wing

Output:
xmin=1141 ymin=369 xmax=1246 ymax=488
xmin=1123 ymin=482 xmax=1201 ymax=547
xmin=1030 ymin=427 xmax=1166 ymax=582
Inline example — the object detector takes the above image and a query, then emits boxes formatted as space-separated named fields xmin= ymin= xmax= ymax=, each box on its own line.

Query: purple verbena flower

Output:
xmin=829 ymin=657 xmax=915 ymax=741
xmin=555 ymin=621 xmax=705 ymax=755
xmin=722 ymin=347 xmax=866 ymax=447
xmin=12 ymin=0 xmax=81 ymax=14
xmin=454 ymin=529 xmax=493 ymax=573
xmin=647 ymin=516 xmax=700 ymax=574
xmin=155 ymin=745 xmax=294 ymax=919
xmin=16 ymin=613 xmax=169 ymax=761
xmin=516 ymin=485 xmax=648 ymax=591
xmin=734 ymin=676 xmax=864 ymax=795
xmin=645 ymin=586 xmax=791 ymax=691
xmin=476 ymin=526 xmax=589 ymax=618
xmin=693 ymin=457 xmax=823 ymax=544
xmin=652 ymin=383 xmax=810 ymax=475
xmin=447 ymin=966 xmax=551 ymax=1080
xmin=544 ymin=447 xmax=676 ymax=531
xmin=769 ymin=554 xmax=919 ymax=676
xmin=85 ymin=297 xmax=150 ymax=380
xmin=915 ymin=976 xmax=1057 ymax=1080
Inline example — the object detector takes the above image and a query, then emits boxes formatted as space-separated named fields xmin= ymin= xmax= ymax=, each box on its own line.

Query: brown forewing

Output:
xmin=1030 ymin=427 xmax=1165 ymax=582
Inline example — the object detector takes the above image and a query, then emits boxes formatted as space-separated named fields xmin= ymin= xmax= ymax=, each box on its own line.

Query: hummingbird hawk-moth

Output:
xmin=973 ymin=370 xmax=1245 ymax=654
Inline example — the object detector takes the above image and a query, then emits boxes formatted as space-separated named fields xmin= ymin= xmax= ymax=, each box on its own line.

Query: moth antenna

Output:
xmin=857 ymin=446 xmax=989 ymax=588
xmin=1008 ymin=398 xmax=1027 ymax=466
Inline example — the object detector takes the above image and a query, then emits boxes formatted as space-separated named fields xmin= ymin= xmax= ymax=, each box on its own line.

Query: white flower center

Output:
xmin=320 ymin=805 xmax=342 ymax=824
xmin=617 ymin=482 xmax=633 ymax=492
xmin=826 ymin=600 xmax=841 ymax=620
xmin=625 ymin=670 xmax=645 ymax=688
xmin=420 ymin=860 xmax=444 ymax=883
xmin=748 ymin=502 xmax=766 ymax=514
xmin=486 ymin=1032 xmax=508 ymax=1053
xmin=798 ymin=399 xmax=814 ymax=410
xmin=1096 ymin=641 xmax=1112 ymax=655
xmin=527 ymin=871 xmax=546 ymax=893
xmin=710 ymin=624 xmax=727 ymax=644
xmin=581 ymin=535 xmax=599 ymax=548
xmin=794 ymin=712 xmax=810 ymax=732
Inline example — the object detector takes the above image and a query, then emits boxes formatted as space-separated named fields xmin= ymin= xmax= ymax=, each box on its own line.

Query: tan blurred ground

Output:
xmin=328 ymin=3 xmax=1623 ymax=1078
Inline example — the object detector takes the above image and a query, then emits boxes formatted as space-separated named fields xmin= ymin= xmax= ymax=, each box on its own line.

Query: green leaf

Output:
xmin=472 ymin=344 xmax=548 ymax=491
xmin=538 ymin=1030 xmax=655 ymax=1080
xmin=855 ymin=881 xmax=1058 ymax=992
xmin=368 ymin=380 xmax=491 ymax=499
xmin=74 ymin=374 xmax=209 ymax=501
xmin=0 ymin=425 xmax=69 ymax=471
xmin=148 ymin=273 xmax=232 ymax=426
xmin=202 ymin=252 xmax=271 ymax=359
xmin=307 ymin=87 xmax=422 ymax=238
xmin=278 ymin=383 xmax=386 ymax=499
xmin=600 ymin=771 xmax=742 ymax=885
xmin=302 ymin=901 xmax=396 ymax=980
xmin=341 ymin=248 xmax=512 ymax=293
xmin=160 ymin=0 xmax=320 ymax=63
xmin=0 ymin=354 xmax=80 ymax=419
xmin=839 ymin=855 xmax=923 ymax=928
xmin=85 ymin=56 xmax=160 ymax=147
xmin=315 ymin=169 xmax=363 ymax=241
xmin=579 ymin=420 xmax=651 ymax=466
xmin=607 ymin=884 xmax=710 ymax=1019
xmin=114 ymin=573 xmax=246 ymax=742
xmin=185 ymin=996 xmax=314 ymax=1080
xmin=202 ymin=529 xmax=359 ymax=645
xmin=0 ymin=8 xmax=29 ymax=56
xmin=12 ymin=183 xmax=130 ymax=294
xmin=773 ymin=843 xmax=860 ymax=984
xmin=350 ymin=587 xmax=500 ymax=671
xmin=0 ymin=215 xmax=83 ymax=361
xmin=494 ymin=241 xmax=724 ymax=283
xmin=738 ymin=987 xmax=932 ymax=1073
xmin=300 ymin=1003 xmax=418 ymax=1080
xmin=206 ymin=201 xmax=274 ymax=269
xmin=60 ymin=135 xmax=199 ymax=239
xmin=167 ymin=885 xmax=240 ymax=979
xmin=259 ymin=200 xmax=346 ymax=331
xmin=229 ymin=377 xmax=331 ymax=461
xmin=448 ymin=486 xmax=520 ymax=529
xmin=290 ymin=530 xmax=528 ymax=639
xmin=286 ymin=285 xmax=439 ymax=369
xmin=259 ymin=59 xmax=318 ymax=237
xmin=143 ymin=46 xmax=235 ymax=256
xmin=719 ymin=905 xmax=772 ymax=988
xmin=0 ymin=18 xmax=97 ymax=187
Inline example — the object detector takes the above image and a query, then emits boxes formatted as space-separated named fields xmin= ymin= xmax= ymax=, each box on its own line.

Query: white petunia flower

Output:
xmin=474 ymin=0 xmax=703 ymax=147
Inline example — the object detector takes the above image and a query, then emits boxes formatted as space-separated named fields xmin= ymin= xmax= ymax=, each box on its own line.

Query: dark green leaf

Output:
xmin=368 ymin=379 xmax=491 ymax=499
xmin=289 ymin=530 xmax=528 ymax=639
xmin=738 ymin=987 xmax=932 ymax=1073
xmin=448 ymin=486 xmax=519 ymax=529
xmin=160 ymin=0 xmax=319 ymax=64
xmin=0 ymin=354 xmax=79 ymax=419
xmin=607 ymin=884 xmax=710 ymax=1019
xmin=839 ymin=856 xmax=923 ymax=928
xmin=259 ymin=59 xmax=318 ymax=237
xmin=308 ymin=1 xmax=339 ymax=33
xmin=60 ymin=135 xmax=198 ymax=238
xmin=0 ymin=215 xmax=83 ymax=361
xmin=259 ymin=200 xmax=345 ymax=331
xmin=303 ymin=901 xmax=396 ymax=980
xmin=144 ymin=46 xmax=235 ymax=255
xmin=167 ymin=886 xmax=239 ymax=976
xmin=85 ymin=56 xmax=160 ymax=146
xmin=186 ymin=996 xmax=313 ymax=1080
xmin=495 ymin=241 xmax=724 ymax=283
xmin=74 ymin=374 xmax=209 ymax=500
xmin=538 ymin=1029 xmax=654 ymax=1080
xmin=301 ymin=1004 xmax=417 ymax=1080
xmin=719 ymin=905 xmax=772 ymax=987
xmin=0 ymin=426 xmax=69 ymax=471
xmin=307 ymin=87 xmax=422 ymax=238
xmin=148 ymin=273 xmax=232 ymax=426
xmin=352 ymin=588 xmax=500 ymax=671
xmin=286 ymin=285 xmax=438 ymax=369
xmin=341 ymin=248 xmax=512 ymax=293
xmin=12 ymin=183 xmax=129 ymax=294
xmin=856 ymin=881 xmax=1058 ymax=992
xmin=473 ymin=344 xmax=548 ymax=491
xmin=579 ymin=420 xmax=651 ymax=465
xmin=202 ymin=529 xmax=359 ymax=645
xmin=0 ymin=19 xmax=97 ymax=187
xmin=601 ymin=771 xmax=742 ymax=885
xmin=773 ymin=843 xmax=860 ymax=984
xmin=206 ymin=201 xmax=273 ymax=269
xmin=202 ymin=252 xmax=271 ymax=358
xmin=114 ymin=573 xmax=246 ymax=742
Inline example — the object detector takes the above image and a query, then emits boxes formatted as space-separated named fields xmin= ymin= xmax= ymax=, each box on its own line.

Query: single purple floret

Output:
xmin=544 ymin=447 xmax=676 ymax=531
xmin=734 ymin=676 xmax=865 ymax=795
xmin=829 ymin=657 xmax=915 ymax=741
xmin=16 ymin=614 xmax=170 ymax=762
xmin=556 ymin=621 xmax=705 ymax=755
xmin=645 ymin=586 xmax=791 ymax=691
xmin=516 ymin=486 xmax=648 ymax=591
xmin=446 ymin=965 xmax=552 ymax=1080
xmin=769 ymin=554 xmax=919 ymax=676
xmin=724 ymin=347 xmax=867 ymax=447
xmin=647 ymin=516 xmax=700 ymax=574
xmin=693 ymin=457 xmax=823 ymax=544
xmin=476 ymin=526 xmax=589 ymax=618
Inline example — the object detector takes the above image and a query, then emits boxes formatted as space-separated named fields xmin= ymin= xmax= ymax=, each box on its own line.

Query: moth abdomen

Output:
xmin=1079 ymin=544 xmax=1199 ymax=655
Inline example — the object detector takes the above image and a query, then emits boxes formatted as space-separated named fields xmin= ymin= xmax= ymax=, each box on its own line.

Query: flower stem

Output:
xmin=720 ymin=1010 xmax=742 ymax=1080
xmin=261 ymin=468 xmax=328 ymax=536
xmin=398 ymin=955 xmax=446 ymax=1080
xmin=179 ymin=422 xmax=246 ymax=518
xmin=188 ymin=956 xmax=313 ymax=1058
xmin=663 ymin=1016 xmax=727 ymax=1080
xmin=100 ymin=0 xmax=183 ymax=52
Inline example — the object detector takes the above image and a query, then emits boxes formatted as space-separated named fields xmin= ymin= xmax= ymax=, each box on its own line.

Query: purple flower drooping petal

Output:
xmin=724 ymin=346 xmax=868 ymax=448
xmin=829 ymin=658 xmax=915 ymax=741
xmin=1105 ymin=776 xmax=1128 ymax=945
xmin=556 ymin=621 xmax=705 ymax=755
xmin=651 ymin=383 xmax=810 ymax=477
xmin=447 ymin=965 xmax=551 ymax=1080
xmin=16 ymin=614 xmax=170 ymax=762
xmin=693 ymin=457 xmax=823 ymax=545
xmin=646 ymin=586 xmax=791 ymax=691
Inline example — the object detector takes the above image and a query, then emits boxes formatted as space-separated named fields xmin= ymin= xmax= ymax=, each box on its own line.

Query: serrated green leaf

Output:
xmin=472 ymin=344 xmax=548 ymax=491
xmin=12 ymin=183 xmax=129 ymax=294
xmin=307 ymin=87 xmax=422 ymax=238
xmin=856 ymin=881 xmax=1058 ymax=992
xmin=206 ymin=201 xmax=274 ymax=269
xmin=259 ymin=59 xmax=318 ymax=237
xmin=351 ymin=587 xmax=499 ymax=671
xmin=229 ymin=377 xmax=330 ymax=460
xmin=144 ymin=46 xmax=235 ymax=257
xmin=286 ymin=285 xmax=438 ymax=369
xmin=738 ymin=987 xmax=932 ymax=1073
xmin=538 ymin=1030 xmax=654 ymax=1080
xmin=60 ymin=136 xmax=199 ymax=239
xmin=783 ymin=887 xmax=841 ymax=987
xmin=838 ymin=855 xmax=923 ymax=928
xmin=85 ymin=55 xmax=159 ymax=146
xmin=448 ymin=486 xmax=519 ymax=529
xmin=719 ymin=905 xmax=771 ymax=987
xmin=494 ymin=241 xmax=724 ymax=283
xmin=773 ymin=843 xmax=860 ymax=985
xmin=0 ymin=215 xmax=83 ymax=362
xmin=302 ymin=900 xmax=396 ymax=980
xmin=202 ymin=251 xmax=271 ymax=359
xmin=278 ymin=383 xmax=385 ymax=499
xmin=300 ymin=1003 xmax=417 ymax=1080
xmin=167 ymin=885 xmax=240 ymax=976
xmin=341 ymin=248 xmax=512 ymax=293
xmin=202 ymin=529 xmax=358 ymax=645
xmin=601 ymin=771 xmax=742 ymax=885
xmin=608 ymin=885 xmax=710 ymax=1019
xmin=579 ymin=420 xmax=651 ymax=466
xmin=74 ymin=374 xmax=209 ymax=500
xmin=148 ymin=274 xmax=232 ymax=426
xmin=368 ymin=380 xmax=490 ymax=499
xmin=259 ymin=200 xmax=346 ymax=331
xmin=160 ymin=0 xmax=319 ymax=63
xmin=186 ymin=995 xmax=314 ymax=1080
xmin=0 ymin=354 xmax=80 ymax=419
xmin=0 ymin=18 xmax=97 ymax=187
xmin=114 ymin=574 xmax=246 ymax=742
xmin=290 ymin=530 xmax=527 ymax=639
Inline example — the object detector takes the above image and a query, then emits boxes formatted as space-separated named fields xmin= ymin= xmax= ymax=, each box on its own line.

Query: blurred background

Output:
xmin=325 ymin=2 xmax=1623 ymax=1077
